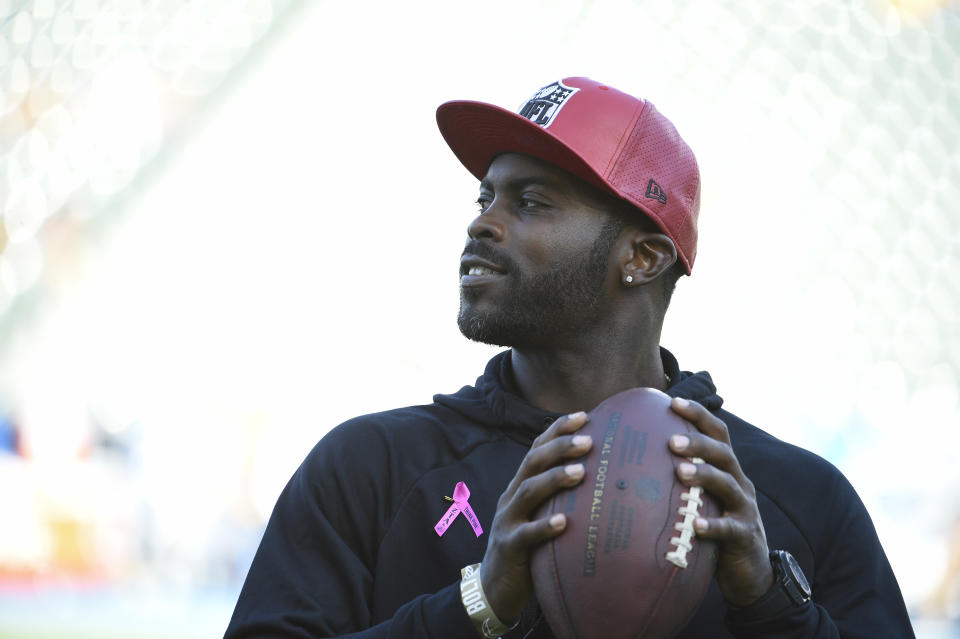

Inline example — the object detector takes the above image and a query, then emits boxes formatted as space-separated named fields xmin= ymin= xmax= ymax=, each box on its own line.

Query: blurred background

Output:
xmin=0 ymin=0 xmax=957 ymax=637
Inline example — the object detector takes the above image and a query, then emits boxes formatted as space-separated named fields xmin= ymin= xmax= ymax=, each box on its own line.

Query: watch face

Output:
xmin=784 ymin=553 xmax=812 ymax=598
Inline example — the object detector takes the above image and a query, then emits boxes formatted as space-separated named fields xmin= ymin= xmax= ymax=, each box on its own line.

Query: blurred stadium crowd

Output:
xmin=0 ymin=0 xmax=958 ymax=637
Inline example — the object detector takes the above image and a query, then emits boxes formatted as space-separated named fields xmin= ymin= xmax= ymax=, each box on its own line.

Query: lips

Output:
xmin=460 ymin=254 xmax=506 ymax=286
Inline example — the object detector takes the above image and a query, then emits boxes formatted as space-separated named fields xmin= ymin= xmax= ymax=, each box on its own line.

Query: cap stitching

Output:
xmin=600 ymin=100 xmax=649 ymax=179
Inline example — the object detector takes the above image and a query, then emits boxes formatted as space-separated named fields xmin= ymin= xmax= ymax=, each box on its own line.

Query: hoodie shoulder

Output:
xmin=307 ymin=400 xmax=491 ymax=475
xmin=720 ymin=408 xmax=844 ymax=488
xmin=718 ymin=408 xmax=868 ymax=562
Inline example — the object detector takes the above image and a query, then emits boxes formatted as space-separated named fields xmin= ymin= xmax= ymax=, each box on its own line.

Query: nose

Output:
xmin=467 ymin=209 xmax=505 ymax=241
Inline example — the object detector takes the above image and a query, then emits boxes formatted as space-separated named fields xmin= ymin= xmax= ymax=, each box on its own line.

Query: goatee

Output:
xmin=457 ymin=223 xmax=620 ymax=349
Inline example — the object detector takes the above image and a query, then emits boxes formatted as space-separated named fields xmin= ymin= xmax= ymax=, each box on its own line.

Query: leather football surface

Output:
xmin=531 ymin=388 xmax=718 ymax=639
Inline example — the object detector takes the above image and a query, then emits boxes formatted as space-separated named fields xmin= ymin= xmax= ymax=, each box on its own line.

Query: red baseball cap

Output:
xmin=436 ymin=77 xmax=701 ymax=273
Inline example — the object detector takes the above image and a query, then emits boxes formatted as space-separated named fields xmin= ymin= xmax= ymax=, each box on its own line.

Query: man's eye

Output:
xmin=518 ymin=197 xmax=541 ymax=210
xmin=475 ymin=196 xmax=490 ymax=212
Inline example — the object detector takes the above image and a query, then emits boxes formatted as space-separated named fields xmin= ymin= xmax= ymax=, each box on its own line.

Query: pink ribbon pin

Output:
xmin=435 ymin=481 xmax=483 ymax=537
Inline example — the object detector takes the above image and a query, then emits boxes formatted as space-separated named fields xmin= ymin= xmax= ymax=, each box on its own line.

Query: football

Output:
xmin=531 ymin=388 xmax=718 ymax=639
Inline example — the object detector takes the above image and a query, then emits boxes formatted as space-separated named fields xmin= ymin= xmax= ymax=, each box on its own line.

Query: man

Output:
xmin=225 ymin=78 xmax=913 ymax=638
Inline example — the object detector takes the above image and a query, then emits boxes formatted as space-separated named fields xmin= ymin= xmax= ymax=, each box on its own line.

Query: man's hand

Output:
xmin=668 ymin=397 xmax=774 ymax=606
xmin=480 ymin=412 xmax=593 ymax=624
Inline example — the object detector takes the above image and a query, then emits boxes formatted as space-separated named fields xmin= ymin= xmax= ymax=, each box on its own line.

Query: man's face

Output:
xmin=457 ymin=153 xmax=622 ymax=349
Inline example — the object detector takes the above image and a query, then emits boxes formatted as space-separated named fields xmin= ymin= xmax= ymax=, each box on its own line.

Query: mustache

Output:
xmin=461 ymin=239 xmax=516 ymax=272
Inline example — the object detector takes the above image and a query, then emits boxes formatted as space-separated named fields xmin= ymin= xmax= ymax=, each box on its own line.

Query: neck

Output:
xmin=509 ymin=336 xmax=667 ymax=415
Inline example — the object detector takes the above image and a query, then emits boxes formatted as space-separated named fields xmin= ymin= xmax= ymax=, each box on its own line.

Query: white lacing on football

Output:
xmin=665 ymin=457 xmax=705 ymax=569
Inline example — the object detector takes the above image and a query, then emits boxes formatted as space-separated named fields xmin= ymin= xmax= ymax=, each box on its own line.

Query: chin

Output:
xmin=457 ymin=305 xmax=548 ymax=350
xmin=458 ymin=307 xmax=504 ymax=347
xmin=458 ymin=304 xmax=511 ymax=347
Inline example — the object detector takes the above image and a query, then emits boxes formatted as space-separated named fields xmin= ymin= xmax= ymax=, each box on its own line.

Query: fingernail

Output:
xmin=568 ymin=411 xmax=587 ymax=420
xmin=694 ymin=517 xmax=708 ymax=533
xmin=672 ymin=397 xmax=690 ymax=408
xmin=549 ymin=514 xmax=566 ymax=529
xmin=678 ymin=462 xmax=696 ymax=479
xmin=572 ymin=435 xmax=592 ymax=447
xmin=670 ymin=434 xmax=689 ymax=451
xmin=564 ymin=463 xmax=585 ymax=478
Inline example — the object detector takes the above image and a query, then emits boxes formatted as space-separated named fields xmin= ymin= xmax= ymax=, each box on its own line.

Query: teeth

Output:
xmin=467 ymin=266 xmax=498 ymax=276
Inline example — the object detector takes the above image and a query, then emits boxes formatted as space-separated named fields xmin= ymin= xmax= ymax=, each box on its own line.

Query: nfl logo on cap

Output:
xmin=517 ymin=80 xmax=580 ymax=129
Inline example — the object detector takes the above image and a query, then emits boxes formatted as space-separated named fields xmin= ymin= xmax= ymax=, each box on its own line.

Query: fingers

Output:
xmin=676 ymin=458 xmax=747 ymax=508
xmin=481 ymin=504 xmax=573 ymax=623
xmin=523 ymin=429 xmax=592 ymax=478
xmin=688 ymin=512 xmax=756 ymax=544
xmin=494 ymin=411 xmax=593 ymax=543
xmin=480 ymin=412 xmax=592 ymax=623
xmin=503 ymin=509 xmax=569 ymax=552
xmin=670 ymin=397 xmax=730 ymax=444
xmin=501 ymin=412 xmax=592 ymax=501
xmin=667 ymin=397 xmax=758 ymax=539
xmin=532 ymin=411 xmax=590 ymax=447
xmin=666 ymin=397 xmax=773 ymax=605
xmin=502 ymin=460 xmax=587 ymax=522
xmin=669 ymin=398 xmax=748 ymax=487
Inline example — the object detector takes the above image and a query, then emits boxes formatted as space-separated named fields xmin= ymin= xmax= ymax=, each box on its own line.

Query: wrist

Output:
xmin=460 ymin=563 xmax=519 ymax=638
xmin=727 ymin=550 xmax=811 ymax=624
xmin=479 ymin=563 xmax=522 ymax=627
xmin=727 ymin=563 xmax=775 ymax=607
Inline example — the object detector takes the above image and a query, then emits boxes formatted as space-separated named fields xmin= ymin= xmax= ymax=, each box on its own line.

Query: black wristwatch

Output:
xmin=730 ymin=550 xmax=812 ymax=623
xmin=771 ymin=549 xmax=811 ymax=605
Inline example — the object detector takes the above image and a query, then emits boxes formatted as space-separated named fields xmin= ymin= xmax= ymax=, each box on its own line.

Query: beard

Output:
xmin=457 ymin=223 xmax=620 ymax=349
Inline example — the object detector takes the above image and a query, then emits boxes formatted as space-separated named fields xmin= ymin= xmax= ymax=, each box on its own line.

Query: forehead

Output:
xmin=480 ymin=153 xmax=606 ymax=203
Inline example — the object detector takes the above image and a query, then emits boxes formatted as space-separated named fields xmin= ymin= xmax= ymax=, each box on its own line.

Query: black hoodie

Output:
xmin=225 ymin=350 xmax=913 ymax=639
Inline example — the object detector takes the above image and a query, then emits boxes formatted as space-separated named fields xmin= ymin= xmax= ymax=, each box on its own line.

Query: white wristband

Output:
xmin=460 ymin=563 xmax=518 ymax=639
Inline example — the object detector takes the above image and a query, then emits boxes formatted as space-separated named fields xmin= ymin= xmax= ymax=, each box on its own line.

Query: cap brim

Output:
xmin=436 ymin=100 xmax=616 ymax=198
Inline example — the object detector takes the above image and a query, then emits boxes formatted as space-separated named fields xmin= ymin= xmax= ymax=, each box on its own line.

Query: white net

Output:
xmin=0 ymin=0 xmax=958 ymax=635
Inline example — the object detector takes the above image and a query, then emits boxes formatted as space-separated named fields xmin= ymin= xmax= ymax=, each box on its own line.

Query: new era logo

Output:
xmin=645 ymin=179 xmax=667 ymax=204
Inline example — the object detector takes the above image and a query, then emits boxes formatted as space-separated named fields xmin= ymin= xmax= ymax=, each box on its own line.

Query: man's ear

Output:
xmin=620 ymin=232 xmax=677 ymax=287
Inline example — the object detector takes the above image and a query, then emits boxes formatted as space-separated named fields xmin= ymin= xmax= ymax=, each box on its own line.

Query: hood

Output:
xmin=660 ymin=347 xmax=724 ymax=411
xmin=434 ymin=349 xmax=723 ymax=434
xmin=434 ymin=351 xmax=560 ymax=437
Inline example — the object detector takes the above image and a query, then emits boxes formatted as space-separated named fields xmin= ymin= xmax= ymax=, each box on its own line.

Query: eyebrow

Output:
xmin=478 ymin=174 xmax=571 ymax=194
